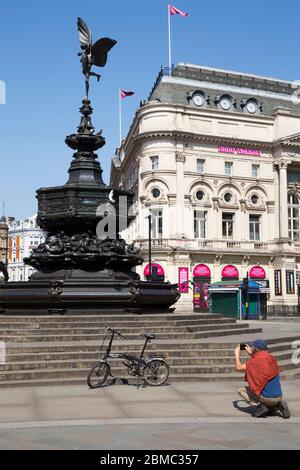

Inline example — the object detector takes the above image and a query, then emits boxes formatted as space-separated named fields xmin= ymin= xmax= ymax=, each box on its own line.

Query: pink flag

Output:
xmin=169 ymin=4 xmax=188 ymax=17
xmin=120 ymin=90 xmax=135 ymax=99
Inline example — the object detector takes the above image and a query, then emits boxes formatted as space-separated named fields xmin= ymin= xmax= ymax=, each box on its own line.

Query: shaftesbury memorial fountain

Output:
xmin=0 ymin=19 xmax=180 ymax=315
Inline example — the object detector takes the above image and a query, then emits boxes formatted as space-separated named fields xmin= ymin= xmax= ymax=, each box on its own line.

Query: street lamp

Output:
xmin=146 ymin=213 xmax=152 ymax=282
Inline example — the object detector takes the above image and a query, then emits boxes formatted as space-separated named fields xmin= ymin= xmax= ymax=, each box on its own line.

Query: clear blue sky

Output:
xmin=1 ymin=0 xmax=300 ymax=219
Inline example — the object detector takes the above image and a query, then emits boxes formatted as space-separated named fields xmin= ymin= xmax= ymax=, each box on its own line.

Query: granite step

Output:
xmin=0 ymin=358 xmax=296 ymax=382
xmin=1 ymin=367 xmax=300 ymax=388
xmin=0 ymin=318 xmax=228 ymax=329
xmin=4 ymin=346 xmax=295 ymax=364
xmin=1 ymin=349 xmax=295 ymax=372
xmin=0 ymin=327 xmax=262 ymax=343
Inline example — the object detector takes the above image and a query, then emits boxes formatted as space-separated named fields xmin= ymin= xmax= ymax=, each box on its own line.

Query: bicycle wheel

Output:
xmin=87 ymin=361 xmax=109 ymax=389
xmin=143 ymin=359 xmax=170 ymax=386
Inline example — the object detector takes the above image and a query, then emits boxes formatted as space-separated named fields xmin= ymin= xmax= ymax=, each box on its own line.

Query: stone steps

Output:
xmin=2 ymin=312 xmax=299 ymax=388
xmin=0 ymin=322 xmax=248 ymax=337
xmin=1 ymin=349 xmax=295 ymax=372
xmin=0 ymin=353 xmax=297 ymax=381
xmin=0 ymin=318 xmax=226 ymax=329
xmin=4 ymin=346 xmax=294 ymax=365
xmin=1 ymin=368 xmax=300 ymax=389
xmin=0 ymin=327 xmax=262 ymax=343
xmin=0 ymin=314 xmax=222 ymax=323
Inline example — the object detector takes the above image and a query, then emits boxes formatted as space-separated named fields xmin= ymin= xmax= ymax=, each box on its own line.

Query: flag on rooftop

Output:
xmin=169 ymin=4 xmax=189 ymax=17
xmin=120 ymin=90 xmax=135 ymax=99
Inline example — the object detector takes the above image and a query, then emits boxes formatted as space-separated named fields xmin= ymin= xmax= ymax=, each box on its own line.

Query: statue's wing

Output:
xmin=77 ymin=17 xmax=92 ymax=47
xmin=92 ymin=38 xmax=117 ymax=67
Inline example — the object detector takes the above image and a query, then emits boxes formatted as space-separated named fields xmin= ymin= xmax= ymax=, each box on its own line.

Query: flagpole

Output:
xmin=119 ymin=90 xmax=122 ymax=147
xmin=168 ymin=4 xmax=172 ymax=76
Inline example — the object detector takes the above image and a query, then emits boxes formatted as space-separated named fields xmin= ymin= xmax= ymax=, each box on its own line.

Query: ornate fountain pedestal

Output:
xmin=0 ymin=100 xmax=180 ymax=315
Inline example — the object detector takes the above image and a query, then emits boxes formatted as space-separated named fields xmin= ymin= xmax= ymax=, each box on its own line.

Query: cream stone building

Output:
xmin=7 ymin=215 xmax=45 ymax=282
xmin=110 ymin=64 xmax=300 ymax=316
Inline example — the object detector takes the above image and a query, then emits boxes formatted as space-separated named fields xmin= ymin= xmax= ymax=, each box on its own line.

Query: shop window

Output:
xmin=222 ymin=213 xmax=234 ymax=240
xmin=151 ymin=209 xmax=163 ymax=239
xmin=194 ymin=211 xmax=207 ymax=239
xmin=288 ymin=194 xmax=300 ymax=242
xmin=249 ymin=215 xmax=261 ymax=241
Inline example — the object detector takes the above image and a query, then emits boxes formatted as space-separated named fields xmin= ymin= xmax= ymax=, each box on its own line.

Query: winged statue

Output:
xmin=77 ymin=18 xmax=117 ymax=99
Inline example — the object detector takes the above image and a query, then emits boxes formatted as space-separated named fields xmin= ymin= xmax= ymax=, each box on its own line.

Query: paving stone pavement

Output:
xmin=0 ymin=380 xmax=299 ymax=450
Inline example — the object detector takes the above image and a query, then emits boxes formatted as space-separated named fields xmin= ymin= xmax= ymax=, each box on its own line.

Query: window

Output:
xmin=151 ymin=188 xmax=161 ymax=199
xmin=286 ymin=270 xmax=295 ymax=295
xmin=288 ymin=194 xmax=300 ymax=241
xmin=197 ymin=159 xmax=205 ymax=173
xmin=225 ymin=162 xmax=233 ymax=176
xmin=252 ymin=164 xmax=260 ymax=178
xmin=224 ymin=192 xmax=233 ymax=203
xmin=194 ymin=211 xmax=207 ymax=239
xmin=151 ymin=156 xmax=159 ymax=171
xmin=222 ymin=213 xmax=234 ymax=239
xmin=251 ymin=194 xmax=259 ymax=205
xmin=196 ymin=190 xmax=205 ymax=202
xmin=151 ymin=209 xmax=163 ymax=239
xmin=249 ymin=215 xmax=261 ymax=241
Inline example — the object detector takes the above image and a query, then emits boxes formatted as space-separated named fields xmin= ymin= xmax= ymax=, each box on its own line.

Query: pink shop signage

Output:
xmin=179 ymin=268 xmax=189 ymax=294
xmin=218 ymin=147 xmax=262 ymax=157
xmin=222 ymin=265 xmax=239 ymax=279
xmin=249 ymin=266 xmax=266 ymax=279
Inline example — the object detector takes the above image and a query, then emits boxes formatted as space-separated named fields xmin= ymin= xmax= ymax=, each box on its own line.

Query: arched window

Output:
xmin=288 ymin=194 xmax=300 ymax=241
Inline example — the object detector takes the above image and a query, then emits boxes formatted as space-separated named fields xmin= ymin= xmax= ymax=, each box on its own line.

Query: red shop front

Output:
xmin=144 ymin=263 xmax=165 ymax=282
xmin=193 ymin=264 xmax=211 ymax=312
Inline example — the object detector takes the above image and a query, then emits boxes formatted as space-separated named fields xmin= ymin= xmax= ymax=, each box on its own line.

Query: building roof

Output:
xmin=0 ymin=215 xmax=8 ymax=229
xmin=148 ymin=64 xmax=300 ymax=116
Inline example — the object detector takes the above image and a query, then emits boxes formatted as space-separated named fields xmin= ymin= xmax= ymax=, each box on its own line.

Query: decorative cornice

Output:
xmin=133 ymin=130 xmax=273 ymax=150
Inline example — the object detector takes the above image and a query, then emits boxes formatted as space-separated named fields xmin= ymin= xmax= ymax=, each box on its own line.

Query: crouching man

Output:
xmin=235 ymin=339 xmax=290 ymax=419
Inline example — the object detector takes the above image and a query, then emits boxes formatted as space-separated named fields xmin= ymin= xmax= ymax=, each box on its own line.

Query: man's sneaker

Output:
xmin=278 ymin=400 xmax=291 ymax=419
xmin=252 ymin=404 xmax=269 ymax=418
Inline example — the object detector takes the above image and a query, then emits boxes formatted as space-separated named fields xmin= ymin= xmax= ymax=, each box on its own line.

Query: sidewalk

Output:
xmin=0 ymin=380 xmax=299 ymax=425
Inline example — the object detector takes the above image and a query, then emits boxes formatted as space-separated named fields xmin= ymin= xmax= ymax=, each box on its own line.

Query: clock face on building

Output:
xmin=246 ymin=101 xmax=258 ymax=114
xmin=192 ymin=93 xmax=205 ymax=107
xmin=220 ymin=97 xmax=232 ymax=110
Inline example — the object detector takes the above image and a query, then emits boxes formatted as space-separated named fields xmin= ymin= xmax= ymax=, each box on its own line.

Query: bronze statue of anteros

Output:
xmin=77 ymin=17 xmax=117 ymax=99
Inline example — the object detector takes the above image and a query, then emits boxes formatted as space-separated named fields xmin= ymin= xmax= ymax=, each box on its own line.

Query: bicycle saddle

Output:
xmin=143 ymin=334 xmax=156 ymax=340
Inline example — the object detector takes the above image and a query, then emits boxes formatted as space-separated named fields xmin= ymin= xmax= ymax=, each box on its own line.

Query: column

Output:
xmin=275 ymin=158 xmax=291 ymax=241
xmin=175 ymin=153 xmax=186 ymax=238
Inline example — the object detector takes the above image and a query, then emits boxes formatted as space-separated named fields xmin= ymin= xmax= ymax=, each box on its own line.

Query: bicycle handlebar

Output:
xmin=105 ymin=325 xmax=127 ymax=339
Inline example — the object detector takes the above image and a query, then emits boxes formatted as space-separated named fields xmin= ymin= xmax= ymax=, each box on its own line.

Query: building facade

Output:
xmin=0 ymin=216 xmax=8 ymax=264
xmin=8 ymin=215 xmax=46 ymax=282
xmin=111 ymin=64 xmax=300 ymax=314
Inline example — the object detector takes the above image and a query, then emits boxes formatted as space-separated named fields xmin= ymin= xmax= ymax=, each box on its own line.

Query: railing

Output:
xmin=147 ymin=67 xmax=175 ymax=100
xmin=138 ymin=239 xmax=276 ymax=253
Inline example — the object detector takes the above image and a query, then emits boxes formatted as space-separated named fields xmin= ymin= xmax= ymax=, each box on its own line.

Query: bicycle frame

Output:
xmin=102 ymin=329 xmax=161 ymax=366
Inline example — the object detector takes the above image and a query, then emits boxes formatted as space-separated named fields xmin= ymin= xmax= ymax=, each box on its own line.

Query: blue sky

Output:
xmin=1 ymin=0 xmax=300 ymax=219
